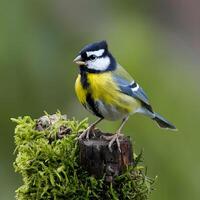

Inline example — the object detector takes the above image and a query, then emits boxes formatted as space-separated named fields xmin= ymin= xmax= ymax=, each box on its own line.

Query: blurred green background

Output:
xmin=1 ymin=0 xmax=200 ymax=199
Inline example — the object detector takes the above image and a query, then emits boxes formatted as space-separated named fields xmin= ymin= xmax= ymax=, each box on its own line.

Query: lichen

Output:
xmin=12 ymin=112 xmax=155 ymax=200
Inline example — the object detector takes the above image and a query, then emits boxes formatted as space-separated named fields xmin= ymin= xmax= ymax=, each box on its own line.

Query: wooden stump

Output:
xmin=79 ymin=129 xmax=134 ymax=182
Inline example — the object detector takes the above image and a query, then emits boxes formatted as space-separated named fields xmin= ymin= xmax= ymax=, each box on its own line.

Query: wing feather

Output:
xmin=112 ymin=64 xmax=151 ymax=107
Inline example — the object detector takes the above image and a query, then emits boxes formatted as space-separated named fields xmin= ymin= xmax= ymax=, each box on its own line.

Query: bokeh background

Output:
xmin=1 ymin=0 xmax=200 ymax=199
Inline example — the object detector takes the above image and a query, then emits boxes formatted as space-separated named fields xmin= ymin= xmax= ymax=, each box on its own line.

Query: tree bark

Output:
xmin=79 ymin=129 xmax=134 ymax=183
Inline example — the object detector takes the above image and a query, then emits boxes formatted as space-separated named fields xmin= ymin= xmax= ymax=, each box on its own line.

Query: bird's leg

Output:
xmin=78 ymin=118 xmax=103 ymax=140
xmin=102 ymin=116 xmax=129 ymax=152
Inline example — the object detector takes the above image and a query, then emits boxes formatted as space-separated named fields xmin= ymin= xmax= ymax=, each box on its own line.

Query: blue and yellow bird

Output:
xmin=73 ymin=40 xmax=176 ymax=151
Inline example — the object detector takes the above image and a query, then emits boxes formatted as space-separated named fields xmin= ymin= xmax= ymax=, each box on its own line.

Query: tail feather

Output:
xmin=153 ymin=113 xmax=176 ymax=130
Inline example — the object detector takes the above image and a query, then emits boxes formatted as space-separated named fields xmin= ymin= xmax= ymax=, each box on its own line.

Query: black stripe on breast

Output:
xmin=86 ymin=93 xmax=103 ymax=118
xmin=80 ymin=69 xmax=89 ymax=89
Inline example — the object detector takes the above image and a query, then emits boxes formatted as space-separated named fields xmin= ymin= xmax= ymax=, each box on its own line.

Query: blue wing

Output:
xmin=112 ymin=65 xmax=151 ymax=107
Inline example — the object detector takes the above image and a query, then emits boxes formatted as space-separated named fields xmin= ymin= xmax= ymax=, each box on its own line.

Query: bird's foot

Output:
xmin=102 ymin=132 xmax=124 ymax=152
xmin=78 ymin=125 xmax=95 ymax=140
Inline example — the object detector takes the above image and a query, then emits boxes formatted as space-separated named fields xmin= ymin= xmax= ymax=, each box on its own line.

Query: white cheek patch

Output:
xmin=87 ymin=56 xmax=110 ymax=71
xmin=86 ymin=49 xmax=104 ymax=57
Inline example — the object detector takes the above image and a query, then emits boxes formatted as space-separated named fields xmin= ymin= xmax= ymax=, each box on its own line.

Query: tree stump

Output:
xmin=79 ymin=129 xmax=134 ymax=182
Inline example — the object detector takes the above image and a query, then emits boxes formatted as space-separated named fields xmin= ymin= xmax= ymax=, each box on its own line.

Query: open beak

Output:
xmin=73 ymin=55 xmax=86 ymax=65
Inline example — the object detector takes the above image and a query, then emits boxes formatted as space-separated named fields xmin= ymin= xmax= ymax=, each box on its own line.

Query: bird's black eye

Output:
xmin=89 ymin=55 xmax=97 ymax=60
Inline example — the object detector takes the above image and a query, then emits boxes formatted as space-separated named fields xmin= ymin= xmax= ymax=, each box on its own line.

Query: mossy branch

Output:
xmin=12 ymin=112 xmax=155 ymax=200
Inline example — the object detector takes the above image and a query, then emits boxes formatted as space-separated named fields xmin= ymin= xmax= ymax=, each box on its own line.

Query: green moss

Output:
xmin=12 ymin=112 xmax=155 ymax=200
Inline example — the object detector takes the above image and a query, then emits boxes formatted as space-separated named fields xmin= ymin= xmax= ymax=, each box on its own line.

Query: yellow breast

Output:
xmin=75 ymin=72 xmax=141 ymax=116
xmin=75 ymin=74 xmax=87 ymax=105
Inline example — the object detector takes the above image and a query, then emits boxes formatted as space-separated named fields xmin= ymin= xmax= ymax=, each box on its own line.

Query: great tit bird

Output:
xmin=73 ymin=40 xmax=176 ymax=151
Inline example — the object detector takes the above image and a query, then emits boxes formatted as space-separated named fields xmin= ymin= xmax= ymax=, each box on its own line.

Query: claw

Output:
xmin=78 ymin=126 xmax=95 ymax=140
xmin=78 ymin=130 xmax=87 ymax=140
xmin=78 ymin=118 xmax=103 ymax=140
xmin=102 ymin=133 xmax=123 ymax=152
xmin=86 ymin=128 xmax=95 ymax=139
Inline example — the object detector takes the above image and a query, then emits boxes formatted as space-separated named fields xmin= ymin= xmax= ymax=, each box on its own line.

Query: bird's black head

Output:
xmin=73 ymin=40 xmax=116 ymax=73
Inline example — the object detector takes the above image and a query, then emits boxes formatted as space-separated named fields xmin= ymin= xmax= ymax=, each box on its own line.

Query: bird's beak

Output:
xmin=73 ymin=55 xmax=86 ymax=65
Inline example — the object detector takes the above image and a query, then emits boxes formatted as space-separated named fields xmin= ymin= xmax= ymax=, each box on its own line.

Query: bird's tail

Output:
xmin=153 ymin=112 xmax=177 ymax=130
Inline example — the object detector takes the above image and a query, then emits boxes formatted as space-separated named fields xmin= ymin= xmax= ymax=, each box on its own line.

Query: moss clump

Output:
xmin=12 ymin=112 xmax=155 ymax=200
